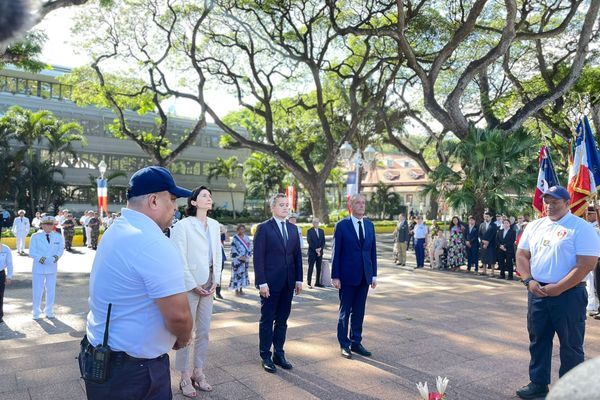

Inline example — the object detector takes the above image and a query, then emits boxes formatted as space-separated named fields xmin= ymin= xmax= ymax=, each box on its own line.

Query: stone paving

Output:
xmin=1 ymin=234 xmax=599 ymax=399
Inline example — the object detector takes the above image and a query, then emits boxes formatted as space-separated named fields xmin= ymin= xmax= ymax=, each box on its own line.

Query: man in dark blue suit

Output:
xmin=332 ymin=193 xmax=377 ymax=359
xmin=253 ymin=193 xmax=303 ymax=373
xmin=464 ymin=215 xmax=479 ymax=272
xmin=307 ymin=217 xmax=326 ymax=287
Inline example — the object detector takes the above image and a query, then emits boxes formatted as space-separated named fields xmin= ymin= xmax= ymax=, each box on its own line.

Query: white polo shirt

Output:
xmin=518 ymin=212 xmax=600 ymax=284
xmin=0 ymin=244 xmax=13 ymax=278
xmin=86 ymin=208 xmax=186 ymax=359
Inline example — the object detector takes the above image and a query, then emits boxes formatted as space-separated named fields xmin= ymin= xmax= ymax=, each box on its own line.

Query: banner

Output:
xmin=96 ymin=178 xmax=108 ymax=216
xmin=286 ymin=185 xmax=297 ymax=212
xmin=532 ymin=146 xmax=559 ymax=216
xmin=568 ymin=116 xmax=600 ymax=216
xmin=346 ymin=171 xmax=358 ymax=197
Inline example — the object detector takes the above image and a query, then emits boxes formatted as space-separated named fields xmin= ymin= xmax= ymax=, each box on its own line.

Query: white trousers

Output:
xmin=16 ymin=235 xmax=26 ymax=253
xmin=175 ymin=291 xmax=214 ymax=371
xmin=85 ymin=227 xmax=92 ymax=246
xmin=32 ymin=273 xmax=57 ymax=317
xmin=586 ymin=271 xmax=598 ymax=311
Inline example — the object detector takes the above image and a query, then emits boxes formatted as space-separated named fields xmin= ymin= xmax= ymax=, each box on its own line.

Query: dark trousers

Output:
xmin=0 ymin=270 xmax=5 ymax=319
xmin=407 ymin=234 xmax=414 ymax=251
xmin=527 ymin=286 xmax=587 ymax=385
xmin=337 ymin=276 xmax=369 ymax=349
xmin=497 ymin=250 xmax=513 ymax=279
xmin=415 ymin=238 xmax=426 ymax=267
xmin=467 ymin=244 xmax=479 ymax=271
xmin=259 ymin=285 xmax=294 ymax=359
xmin=307 ymin=253 xmax=322 ymax=286
xmin=82 ymin=351 xmax=172 ymax=400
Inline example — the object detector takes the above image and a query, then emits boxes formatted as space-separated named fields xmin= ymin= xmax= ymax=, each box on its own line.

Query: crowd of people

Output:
xmin=393 ymin=211 xmax=534 ymax=279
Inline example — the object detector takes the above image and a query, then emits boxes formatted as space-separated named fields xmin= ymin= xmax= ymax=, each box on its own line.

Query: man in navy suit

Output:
xmin=253 ymin=193 xmax=303 ymax=373
xmin=307 ymin=217 xmax=326 ymax=287
xmin=332 ymin=193 xmax=377 ymax=359
xmin=464 ymin=215 xmax=479 ymax=272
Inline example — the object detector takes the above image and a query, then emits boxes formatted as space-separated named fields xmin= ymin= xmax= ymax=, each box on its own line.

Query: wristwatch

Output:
xmin=522 ymin=277 xmax=533 ymax=287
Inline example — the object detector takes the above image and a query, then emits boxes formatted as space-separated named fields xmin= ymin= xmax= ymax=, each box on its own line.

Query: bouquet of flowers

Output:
xmin=416 ymin=376 xmax=449 ymax=400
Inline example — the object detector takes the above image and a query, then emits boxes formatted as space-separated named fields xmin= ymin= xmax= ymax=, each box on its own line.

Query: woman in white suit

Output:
xmin=171 ymin=186 xmax=222 ymax=397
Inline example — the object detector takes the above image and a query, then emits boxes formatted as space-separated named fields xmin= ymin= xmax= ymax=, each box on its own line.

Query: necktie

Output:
xmin=358 ymin=220 xmax=364 ymax=247
xmin=46 ymin=234 xmax=50 ymax=243
xmin=281 ymin=222 xmax=288 ymax=242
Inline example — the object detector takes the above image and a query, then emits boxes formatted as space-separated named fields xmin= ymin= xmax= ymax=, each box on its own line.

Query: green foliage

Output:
xmin=427 ymin=127 xmax=539 ymax=217
xmin=243 ymin=153 xmax=286 ymax=215
xmin=208 ymin=156 xmax=244 ymax=219
xmin=370 ymin=182 xmax=402 ymax=219
xmin=0 ymin=31 xmax=49 ymax=72
xmin=0 ymin=106 xmax=85 ymax=214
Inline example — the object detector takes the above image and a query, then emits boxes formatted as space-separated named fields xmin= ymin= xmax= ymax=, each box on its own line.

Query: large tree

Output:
xmin=69 ymin=0 xmax=399 ymax=223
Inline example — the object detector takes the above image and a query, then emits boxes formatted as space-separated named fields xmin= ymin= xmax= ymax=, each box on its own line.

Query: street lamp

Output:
xmin=98 ymin=159 xmax=107 ymax=179
xmin=339 ymin=141 xmax=377 ymax=194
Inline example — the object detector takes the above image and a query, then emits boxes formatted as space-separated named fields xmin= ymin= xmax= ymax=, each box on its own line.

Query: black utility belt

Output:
xmin=81 ymin=336 xmax=164 ymax=363
xmin=537 ymin=281 xmax=586 ymax=288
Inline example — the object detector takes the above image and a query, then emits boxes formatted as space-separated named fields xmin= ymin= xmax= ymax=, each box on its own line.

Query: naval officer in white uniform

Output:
xmin=29 ymin=215 xmax=64 ymax=319
xmin=11 ymin=210 xmax=30 ymax=255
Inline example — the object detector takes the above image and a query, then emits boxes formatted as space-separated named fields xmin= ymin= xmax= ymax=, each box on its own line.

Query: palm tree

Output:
xmin=43 ymin=119 xmax=86 ymax=167
xmin=208 ymin=156 xmax=244 ymax=219
xmin=427 ymin=127 xmax=539 ymax=219
xmin=371 ymin=182 xmax=400 ymax=219
xmin=243 ymin=153 xmax=285 ymax=217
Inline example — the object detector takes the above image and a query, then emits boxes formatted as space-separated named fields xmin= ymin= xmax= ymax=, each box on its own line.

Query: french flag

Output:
xmin=532 ymin=146 xmax=559 ymax=216
xmin=96 ymin=178 xmax=108 ymax=215
xmin=568 ymin=116 xmax=600 ymax=216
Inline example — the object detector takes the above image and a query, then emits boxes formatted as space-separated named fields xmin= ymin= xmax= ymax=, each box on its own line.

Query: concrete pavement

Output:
xmin=1 ymin=234 xmax=599 ymax=399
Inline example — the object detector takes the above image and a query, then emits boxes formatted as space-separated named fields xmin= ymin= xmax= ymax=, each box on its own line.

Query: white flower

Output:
xmin=436 ymin=376 xmax=449 ymax=394
xmin=416 ymin=382 xmax=429 ymax=399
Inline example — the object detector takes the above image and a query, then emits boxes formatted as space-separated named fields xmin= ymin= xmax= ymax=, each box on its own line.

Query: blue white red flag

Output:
xmin=96 ymin=178 xmax=108 ymax=215
xmin=532 ymin=146 xmax=559 ymax=215
xmin=568 ymin=116 xmax=600 ymax=216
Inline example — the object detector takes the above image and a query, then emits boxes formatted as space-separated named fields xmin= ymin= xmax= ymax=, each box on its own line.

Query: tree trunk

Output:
xmin=306 ymin=183 xmax=329 ymax=224
xmin=426 ymin=195 xmax=439 ymax=220
xmin=472 ymin=198 xmax=486 ymax=224
xmin=230 ymin=190 xmax=236 ymax=220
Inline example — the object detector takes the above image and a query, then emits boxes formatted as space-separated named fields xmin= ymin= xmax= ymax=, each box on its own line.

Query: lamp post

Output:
xmin=339 ymin=141 xmax=377 ymax=195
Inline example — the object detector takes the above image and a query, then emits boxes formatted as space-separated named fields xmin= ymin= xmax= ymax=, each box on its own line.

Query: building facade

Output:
xmin=0 ymin=65 xmax=248 ymax=214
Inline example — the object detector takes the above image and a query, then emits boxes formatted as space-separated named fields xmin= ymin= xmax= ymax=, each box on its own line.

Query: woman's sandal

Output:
xmin=192 ymin=372 xmax=213 ymax=392
xmin=180 ymin=378 xmax=197 ymax=398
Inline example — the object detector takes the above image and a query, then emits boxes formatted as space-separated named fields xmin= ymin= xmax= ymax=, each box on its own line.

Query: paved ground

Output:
xmin=1 ymin=234 xmax=600 ymax=400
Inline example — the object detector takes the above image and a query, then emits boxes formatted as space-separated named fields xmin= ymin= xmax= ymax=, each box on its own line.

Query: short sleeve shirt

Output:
xmin=86 ymin=208 xmax=186 ymax=358
xmin=518 ymin=212 xmax=600 ymax=283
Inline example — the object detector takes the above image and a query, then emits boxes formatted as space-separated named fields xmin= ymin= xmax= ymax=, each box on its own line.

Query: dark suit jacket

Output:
xmin=331 ymin=217 xmax=377 ymax=286
xmin=307 ymin=227 xmax=325 ymax=257
xmin=496 ymin=228 xmax=516 ymax=257
xmin=253 ymin=218 xmax=303 ymax=292
xmin=396 ymin=220 xmax=409 ymax=243
xmin=464 ymin=225 xmax=479 ymax=248
xmin=478 ymin=221 xmax=497 ymax=245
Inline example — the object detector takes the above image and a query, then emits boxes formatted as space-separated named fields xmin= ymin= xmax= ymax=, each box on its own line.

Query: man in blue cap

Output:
xmin=515 ymin=185 xmax=600 ymax=399
xmin=80 ymin=166 xmax=194 ymax=399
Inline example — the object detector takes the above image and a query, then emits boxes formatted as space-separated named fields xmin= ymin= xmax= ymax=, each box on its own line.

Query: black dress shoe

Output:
xmin=516 ymin=382 xmax=549 ymax=399
xmin=351 ymin=344 xmax=372 ymax=357
xmin=273 ymin=354 xmax=293 ymax=370
xmin=341 ymin=347 xmax=352 ymax=359
xmin=261 ymin=358 xmax=277 ymax=373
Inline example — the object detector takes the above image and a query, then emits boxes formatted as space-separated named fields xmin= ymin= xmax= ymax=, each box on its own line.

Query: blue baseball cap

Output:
xmin=542 ymin=185 xmax=570 ymax=201
xmin=127 ymin=166 xmax=192 ymax=199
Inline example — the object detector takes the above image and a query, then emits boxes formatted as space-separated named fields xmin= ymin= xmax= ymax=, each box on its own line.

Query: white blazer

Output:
xmin=170 ymin=216 xmax=223 ymax=291
xmin=29 ymin=231 xmax=65 ymax=274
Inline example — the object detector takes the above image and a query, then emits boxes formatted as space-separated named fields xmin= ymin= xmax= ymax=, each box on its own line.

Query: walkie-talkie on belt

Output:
xmin=89 ymin=303 xmax=112 ymax=383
